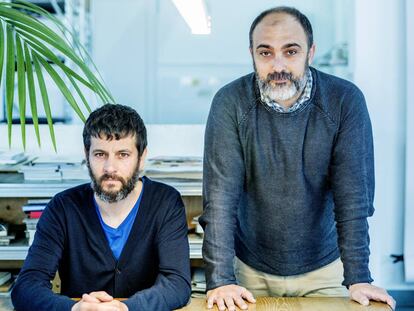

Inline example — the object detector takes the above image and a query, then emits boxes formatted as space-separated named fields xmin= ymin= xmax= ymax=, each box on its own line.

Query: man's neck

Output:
xmin=95 ymin=179 xmax=143 ymax=228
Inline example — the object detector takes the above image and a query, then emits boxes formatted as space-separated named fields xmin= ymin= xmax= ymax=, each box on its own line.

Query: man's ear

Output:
xmin=308 ymin=43 xmax=316 ymax=65
xmin=139 ymin=148 xmax=148 ymax=171
xmin=84 ymin=148 xmax=89 ymax=162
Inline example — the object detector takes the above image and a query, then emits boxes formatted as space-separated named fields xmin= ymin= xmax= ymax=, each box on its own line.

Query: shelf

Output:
xmin=0 ymin=240 xmax=28 ymax=260
xmin=0 ymin=173 xmax=202 ymax=197
xmin=0 ymin=240 xmax=203 ymax=260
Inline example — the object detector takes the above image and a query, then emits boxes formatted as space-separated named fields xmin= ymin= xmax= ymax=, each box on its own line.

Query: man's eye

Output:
xmin=94 ymin=153 xmax=104 ymax=158
xmin=286 ymin=50 xmax=297 ymax=56
xmin=119 ymin=153 xmax=129 ymax=158
xmin=259 ymin=51 xmax=272 ymax=57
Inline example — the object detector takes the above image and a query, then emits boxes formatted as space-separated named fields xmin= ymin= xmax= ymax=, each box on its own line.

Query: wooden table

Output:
xmin=177 ymin=297 xmax=391 ymax=310
xmin=0 ymin=296 xmax=392 ymax=310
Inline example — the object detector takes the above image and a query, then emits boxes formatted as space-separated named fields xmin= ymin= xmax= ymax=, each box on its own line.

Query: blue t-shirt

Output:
xmin=94 ymin=180 xmax=144 ymax=260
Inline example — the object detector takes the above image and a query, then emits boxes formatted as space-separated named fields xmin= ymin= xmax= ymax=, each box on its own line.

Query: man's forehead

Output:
xmin=90 ymin=134 xmax=136 ymax=149
xmin=252 ymin=13 xmax=307 ymax=47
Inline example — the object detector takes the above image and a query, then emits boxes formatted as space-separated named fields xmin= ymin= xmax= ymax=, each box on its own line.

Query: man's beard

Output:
xmin=87 ymin=160 xmax=140 ymax=203
xmin=255 ymin=62 xmax=308 ymax=103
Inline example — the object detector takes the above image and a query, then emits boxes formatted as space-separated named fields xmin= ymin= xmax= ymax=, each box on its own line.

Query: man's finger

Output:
xmin=207 ymin=295 xmax=216 ymax=309
xmin=224 ymin=296 xmax=236 ymax=311
xmin=89 ymin=291 xmax=113 ymax=302
xmin=233 ymin=296 xmax=248 ymax=310
xmin=82 ymin=293 xmax=100 ymax=303
xmin=366 ymin=292 xmax=396 ymax=310
xmin=241 ymin=288 xmax=256 ymax=303
xmin=216 ymin=297 xmax=226 ymax=311
xmin=351 ymin=290 xmax=370 ymax=306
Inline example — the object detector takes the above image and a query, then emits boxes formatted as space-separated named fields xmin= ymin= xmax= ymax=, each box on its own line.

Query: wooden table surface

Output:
xmin=177 ymin=297 xmax=391 ymax=310
xmin=0 ymin=296 xmax=392 ymax=310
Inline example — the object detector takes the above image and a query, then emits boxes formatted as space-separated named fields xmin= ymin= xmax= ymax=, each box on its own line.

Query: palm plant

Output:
xmin=0 ymin=0 xmax=114 ymax=151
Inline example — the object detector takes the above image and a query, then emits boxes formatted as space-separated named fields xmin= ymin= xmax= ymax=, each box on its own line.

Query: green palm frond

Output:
xmin=0 ymin=0 xmax=115 ymax=151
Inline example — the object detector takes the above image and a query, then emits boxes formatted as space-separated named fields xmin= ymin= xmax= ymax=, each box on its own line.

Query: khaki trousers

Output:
xmin=234 ymin=257 xmax=349 ymax=297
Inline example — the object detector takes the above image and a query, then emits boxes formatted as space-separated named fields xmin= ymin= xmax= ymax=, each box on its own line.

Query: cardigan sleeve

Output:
xmin=123 ymin=193 xmax=191 ymax=311
xmin=11 ymin=197 xmax=76 ymax=311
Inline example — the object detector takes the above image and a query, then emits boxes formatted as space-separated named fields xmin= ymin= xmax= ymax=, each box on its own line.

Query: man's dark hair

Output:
xmin=249 ymin=6 xmax=313 ymax=50
xmin=83 ymin=104 xmax=147 ymax=156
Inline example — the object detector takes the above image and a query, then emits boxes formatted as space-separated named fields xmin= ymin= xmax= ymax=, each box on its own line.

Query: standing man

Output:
xmin=12 ymin=104 xmax=191 ymax=311
xmin=200 ymin=7 xmax=395 ymax=311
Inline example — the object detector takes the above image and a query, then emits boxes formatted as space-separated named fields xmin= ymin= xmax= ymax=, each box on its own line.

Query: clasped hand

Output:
xmin=71 ymin=291 xmax=129 ymax=311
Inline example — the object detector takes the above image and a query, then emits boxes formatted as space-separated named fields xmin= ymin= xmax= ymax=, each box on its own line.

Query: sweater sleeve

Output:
xmin=330 ymin=88 xmax=375 ymax=287
xmin=199 ymin=88 xmax=246 ymax=290
xmin=123 ymin=194 xmax=191 ymax=311
xmin=11 ymin=197 xmax=76 ymax=311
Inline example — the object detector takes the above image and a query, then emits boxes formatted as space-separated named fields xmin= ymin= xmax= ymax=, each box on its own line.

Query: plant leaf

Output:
xmin=0 ymin=21 xmax=5 ymax=90
xmin=15 ymin=33 xmax=26 ymax=149
xmin=13 ymin=25 xmax=94 ymax=89
xmin=23 ymin=42 xmax=41 ymax=147
xmin=5 ymin=24 xmax=15 ymax=148
xmin=32 ymin=53 xmax=56 ymax=152
xmin=35 ymin=52 xmax=86 ymax=122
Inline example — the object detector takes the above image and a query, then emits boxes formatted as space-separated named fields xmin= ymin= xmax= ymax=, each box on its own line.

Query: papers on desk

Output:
xmin=0 ymin=151 xmax=32 ymax=172
xmin=19 ymin=156 xmax=90 ymax=181
xmin=144 ymin=156 xmax=203 ymax=181
xmin=0 ymin=151 xmax=28 ymax=165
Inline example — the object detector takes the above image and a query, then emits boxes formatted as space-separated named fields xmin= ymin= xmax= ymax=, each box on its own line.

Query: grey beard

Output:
xmin=256 ymin=71 xmax=307 ymax=103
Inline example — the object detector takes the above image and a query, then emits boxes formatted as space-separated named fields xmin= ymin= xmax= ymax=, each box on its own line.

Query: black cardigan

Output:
xmin=12 ymin=177 xmax=191 ymax=311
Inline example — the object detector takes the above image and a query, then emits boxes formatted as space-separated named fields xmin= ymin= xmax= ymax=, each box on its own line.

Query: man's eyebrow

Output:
xmin=255 ymin=43 xmax=303 ymax=50
xmin=282 ymin=43 xmax=302 ymax=49
xmin=91 ymin=149 xmax=107 ymax=153
xmin=117 ymin=149 xmax=132 ymax=153
xmin=256 ymin=44 xmax=272 ymax=50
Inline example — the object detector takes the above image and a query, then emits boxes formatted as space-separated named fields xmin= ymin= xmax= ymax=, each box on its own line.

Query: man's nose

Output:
xmin=271 ymin=55 xmax=286 ymax=72
xmin=103 ymin=155 xmax=117 ymax=173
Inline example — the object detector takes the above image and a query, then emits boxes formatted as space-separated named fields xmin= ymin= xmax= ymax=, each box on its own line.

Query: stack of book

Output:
xmin=144 ymin=156 xmax=202 ymax=182
xmin=0 ymin=150 xmax=31 ymax=172
xmin=0 ymin=223 xmax=16 ymax=246
xmin=22 ymin=199 xmax=49 ymax=245
xmin=191 ymin=215 xmax=204 ymax=234
xmin=191 ymin=267 xmax=206 ymax=297
xmin=0 ymin=272 xmax=13 ymax=297
xmin=188 ymin=233 xmax=203 ymax=259
xmin=19 ymin=156 xmax=89 ymax=181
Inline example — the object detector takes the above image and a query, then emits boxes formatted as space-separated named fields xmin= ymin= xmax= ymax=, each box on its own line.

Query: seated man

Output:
xmin=11 ymin=104 xmax=191 ymax=311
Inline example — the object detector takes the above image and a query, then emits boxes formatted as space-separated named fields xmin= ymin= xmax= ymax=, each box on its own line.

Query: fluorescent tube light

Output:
xmin=172 ymin=0 xmax=211 ymax=35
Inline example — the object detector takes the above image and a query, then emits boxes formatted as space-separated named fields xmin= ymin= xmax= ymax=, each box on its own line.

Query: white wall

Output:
xmin=90 ymin=0 xmax=349 ymax=124
xmin=404 ymin=0 xmax=414 ymax=282
xmin=0 ymin=124 xmax=204 ymax=159
xmin=354 ymin=0 xmax=412 ymax=289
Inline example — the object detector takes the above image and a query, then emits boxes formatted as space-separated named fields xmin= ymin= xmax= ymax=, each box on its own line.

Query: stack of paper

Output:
xmin=21 ymin=198 xmax=49 ymax=245
xmin=60 ymin=162 xmax=89 ymax=180
xmin=144 ymin=156 xmax=203 ymax=181
xmin=0 ymin=272 xmax=13 ymax=297
xmin=0 ymin=151 xmax=31 ymax=172
xmin=188 ymin=233 xmax=203 ymax=259
xmin=0 ymin=151 xmax=28 ymax=165
xmin=19 ymin=156 xmax=89 ymax=181
xmin=0 ymin=224 xmax=15 ymax=246
xmin=23 ymin=218 xmax=38 ymax=246
xmin=20 ymin=162 xmax=61 ymax=181
xmin=191 ymin=267 xmax=206 ymax=296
